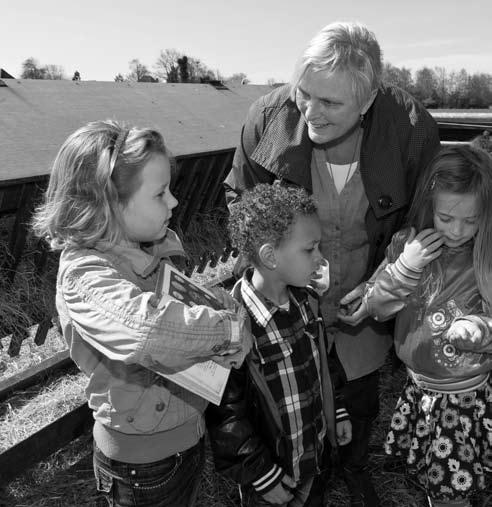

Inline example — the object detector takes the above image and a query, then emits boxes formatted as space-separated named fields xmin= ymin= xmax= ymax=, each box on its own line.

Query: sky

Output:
xmin=1 ymin=0 xmax=491 ymax=84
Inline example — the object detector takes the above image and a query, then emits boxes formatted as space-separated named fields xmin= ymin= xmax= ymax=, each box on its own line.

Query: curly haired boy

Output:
xmin=207 ymin=183 xmax=351 ymax=507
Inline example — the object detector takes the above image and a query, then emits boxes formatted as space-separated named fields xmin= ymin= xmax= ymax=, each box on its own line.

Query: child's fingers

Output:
xmin=414 ymin=228 xmax=438 ymax=242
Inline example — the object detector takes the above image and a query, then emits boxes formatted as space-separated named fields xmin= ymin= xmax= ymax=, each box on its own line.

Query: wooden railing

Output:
xmin=0 ymin=115 xmax=491 ymax=482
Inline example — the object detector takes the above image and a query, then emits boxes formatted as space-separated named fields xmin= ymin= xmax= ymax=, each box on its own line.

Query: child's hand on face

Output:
xmin=400 ymin=227 xmax=444 ymax=271
xmin=446 ymin=319 xmax=486 ymax=351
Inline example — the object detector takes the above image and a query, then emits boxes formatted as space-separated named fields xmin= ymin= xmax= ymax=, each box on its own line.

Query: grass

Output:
xmin=1 ymin=212 xmax=491 ymax=506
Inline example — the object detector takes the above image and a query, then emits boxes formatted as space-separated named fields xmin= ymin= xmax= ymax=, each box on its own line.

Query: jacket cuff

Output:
xmin=391 ymin=255 xmax=423 ymax=287
xmin=229 ymin=316 xmax=241 ymax=345
xmin=335 ymin=406 xmax=350 ymax=422
xmin=252 ymin=464 xmax=284 ymax=494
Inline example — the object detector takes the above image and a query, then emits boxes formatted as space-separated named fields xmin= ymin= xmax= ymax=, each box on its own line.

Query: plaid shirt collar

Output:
xmin=239 ymin=268 xmax=308 ymax=329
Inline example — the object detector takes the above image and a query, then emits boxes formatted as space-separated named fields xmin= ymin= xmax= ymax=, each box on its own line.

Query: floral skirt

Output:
xmin=385 ymin=376 xmax=492 ymax=502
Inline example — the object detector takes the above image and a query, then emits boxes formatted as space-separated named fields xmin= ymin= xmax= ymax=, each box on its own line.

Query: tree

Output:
xmin=154 ymin=49 xmax=216 ymax=83
xmin=20 ymin=57 xmax=65 ymax=80
xmin=382 ymin=63 xmax=413 ymax=93
xmin=177 ymin=56 xmax=189 ymax=83
xmin=187 ymin=57 xmax=215 ymax=82
xmin=224 ymin=73 xmax=249 ymax=85
xmin=414 ymin=67 xmax=438 ymax=105
xmin=433 ymin=66 xmax=447 ymax=108
xmin=44 ymin=64 xmax=65 ymax=80
xmin=466 ymin=73 xmax=492 ymax=108
xmin=21 ymin=58 xmax=47 ymax=79
xmin=114 ymin=73 xmax=125 ymax=82
xmin=448 ymin=69 xmax=469 ymax=108
xmin=127 ymin=59 xmax=155 ymax=82
xmin=154 ymin=48 xmax=181 ymax=83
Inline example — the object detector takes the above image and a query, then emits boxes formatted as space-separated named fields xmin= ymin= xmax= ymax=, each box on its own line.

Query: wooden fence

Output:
xmin=0 ymin=115 xmax=491 ymax=483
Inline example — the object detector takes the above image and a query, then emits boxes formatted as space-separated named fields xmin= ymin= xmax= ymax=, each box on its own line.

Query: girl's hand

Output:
xmin=212 ymin=306 xmax=253 ymax=369
xmin=337 ymin=283 xmax=368 ymax=326
xmin=208 ymin=286 xmax=239 ymax=311
xmin=446 ymin=319 xmax=485 ymax=351
xmin=336 ymin=420 xmax=352 ymax=446
xmin=400 ymin=227 xmax=443 ymax=271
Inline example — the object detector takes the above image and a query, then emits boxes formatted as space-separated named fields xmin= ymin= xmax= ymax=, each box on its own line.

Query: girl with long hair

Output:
xmin=363 ymin=145 xmax=492 ymax=507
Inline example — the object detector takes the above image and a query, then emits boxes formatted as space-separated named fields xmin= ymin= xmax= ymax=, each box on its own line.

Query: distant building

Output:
xmin=0 ymin=68 xmax=15 ymax=79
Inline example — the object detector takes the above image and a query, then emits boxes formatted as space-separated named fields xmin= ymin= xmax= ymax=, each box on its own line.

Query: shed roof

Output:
xmin=0 ymin=79 xmax=272 ymax=182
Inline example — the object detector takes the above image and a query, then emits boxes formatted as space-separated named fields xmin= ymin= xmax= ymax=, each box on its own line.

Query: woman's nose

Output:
xmin=304 ymin=99 xmax=321 ymax=120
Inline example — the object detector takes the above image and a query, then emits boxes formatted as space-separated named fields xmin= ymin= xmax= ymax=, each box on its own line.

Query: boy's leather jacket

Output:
xmin=206 ymin=280 xmax=347 ymax=492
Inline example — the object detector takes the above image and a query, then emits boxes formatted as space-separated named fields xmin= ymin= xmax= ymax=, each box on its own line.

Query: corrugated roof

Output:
xmin=0 ymin=79 xmax=272 ymax=182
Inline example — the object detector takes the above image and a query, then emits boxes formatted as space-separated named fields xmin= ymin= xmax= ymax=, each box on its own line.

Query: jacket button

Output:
xmin=155 ymin=402 xmax=165 ymax=412
xmin=377 ymin=195 xmax=393 ymax=210
xmin=127 ymin=416 xmax=134 ymax=423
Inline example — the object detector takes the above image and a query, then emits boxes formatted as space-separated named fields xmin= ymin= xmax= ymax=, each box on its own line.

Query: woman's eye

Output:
xmin=438 ymin=216 xmax=451 ymax=223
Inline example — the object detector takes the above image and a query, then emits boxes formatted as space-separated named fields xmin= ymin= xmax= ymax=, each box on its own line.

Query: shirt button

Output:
xmin=155 ymin=402 xmax=165 ymax=412
xmin=377 ymin=195 xmax=393 ymax=210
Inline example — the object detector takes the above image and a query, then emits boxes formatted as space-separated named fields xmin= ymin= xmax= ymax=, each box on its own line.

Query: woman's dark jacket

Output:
xmin=224 ymin=83 xmax=440 ymax=278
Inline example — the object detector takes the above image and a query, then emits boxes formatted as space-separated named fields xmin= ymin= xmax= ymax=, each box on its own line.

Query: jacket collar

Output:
xmin=233 ymin=267 xmax=308 ymax=328
xmin=249 ymin=84 xmax=411 ymax=218
xmin=95 ymin=229 xmax=185 ymax=277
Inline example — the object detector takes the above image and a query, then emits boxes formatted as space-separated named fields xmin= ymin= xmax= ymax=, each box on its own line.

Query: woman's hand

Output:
xmin=400 ymin=227 xmax=443 ymax=271
xmin=337 ymin=283 xmax=368 ymax=326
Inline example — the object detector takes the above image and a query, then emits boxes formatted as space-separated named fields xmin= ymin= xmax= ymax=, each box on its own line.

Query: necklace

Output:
xmin=326 ymin=128 xmax=362 ymax=193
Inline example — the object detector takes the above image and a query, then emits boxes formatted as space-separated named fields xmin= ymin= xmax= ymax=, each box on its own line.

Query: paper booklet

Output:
xmin=154 ymin=263 xmax=231 ymax=405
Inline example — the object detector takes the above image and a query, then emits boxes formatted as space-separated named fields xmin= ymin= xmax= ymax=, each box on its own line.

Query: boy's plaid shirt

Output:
xmin=239 ymin=272 xmax=326 ymax=482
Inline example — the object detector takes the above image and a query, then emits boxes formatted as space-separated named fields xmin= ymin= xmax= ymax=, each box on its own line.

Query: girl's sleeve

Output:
xmin=451 ymin=313 xmax=492 ymax=354
xmin=364 ymin=229 xmax=423 ymax=322
xmin=60 ymin=259 xmax=242 ymax=370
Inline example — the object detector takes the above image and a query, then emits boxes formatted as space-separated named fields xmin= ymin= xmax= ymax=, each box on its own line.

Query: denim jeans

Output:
xmin=93 ymin=439 xmax=205 ymax=507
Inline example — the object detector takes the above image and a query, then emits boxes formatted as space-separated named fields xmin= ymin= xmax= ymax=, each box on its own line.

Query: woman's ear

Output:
xmin=258 ymin=243 xmax=277 ymax=270
xmin=361 ymin=88 xmax=378 ymax=116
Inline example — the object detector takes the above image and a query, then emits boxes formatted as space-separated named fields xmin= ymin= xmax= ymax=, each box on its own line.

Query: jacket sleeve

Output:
xmin=327 ymin=353 xmax=349 ymax=423
xmin=206 ymin=366 xmax=284 ymax=494
xmin=60 ymin=258 xmax=241 ymax=370
xmin=451 ymin=314 xmax=492 ymax=354
xmin=364 ymin=230 xmax=423 ymax=322
xmin=223 ymin=96 xmax=276 ymax=207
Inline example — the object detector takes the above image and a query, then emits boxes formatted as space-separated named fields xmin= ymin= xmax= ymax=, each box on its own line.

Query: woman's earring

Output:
xmin=360 ymin=113 xmax=365 ymax=126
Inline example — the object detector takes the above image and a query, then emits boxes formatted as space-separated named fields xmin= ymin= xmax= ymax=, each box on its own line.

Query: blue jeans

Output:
xmin=93 ymin=439 xmax=205 ymax=507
